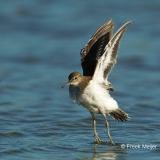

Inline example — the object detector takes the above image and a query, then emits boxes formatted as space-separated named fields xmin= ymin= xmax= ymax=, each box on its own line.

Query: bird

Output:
xmin=62 ymin=20 xmax=131 ymax=145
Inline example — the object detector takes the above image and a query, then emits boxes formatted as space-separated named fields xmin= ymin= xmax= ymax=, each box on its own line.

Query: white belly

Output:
xmin=70 ymin=80 xmax=119 ymax=114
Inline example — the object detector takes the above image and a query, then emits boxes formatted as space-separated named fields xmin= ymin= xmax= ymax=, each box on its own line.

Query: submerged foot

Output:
xmin=109 ymin=140 xmax=115 ymax=145
xmin=94 ymin=132 xmax=101 ymax=144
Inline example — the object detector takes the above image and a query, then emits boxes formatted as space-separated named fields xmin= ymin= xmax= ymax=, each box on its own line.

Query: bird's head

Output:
xmin=62 ymin=72 xmax=82 ymax=88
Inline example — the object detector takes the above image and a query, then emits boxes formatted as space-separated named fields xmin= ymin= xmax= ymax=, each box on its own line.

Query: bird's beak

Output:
xmin=62 ymin=81 xmax=71 ymax=88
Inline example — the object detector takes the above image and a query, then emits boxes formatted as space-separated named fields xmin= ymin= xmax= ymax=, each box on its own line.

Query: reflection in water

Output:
xmin=91 ymin=143 xmax=127 ymax=160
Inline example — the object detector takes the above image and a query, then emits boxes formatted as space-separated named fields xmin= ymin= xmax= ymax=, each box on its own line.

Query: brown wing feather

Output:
xmin=85 ymin=19 xmax=114 ymax=53
xmin=81 ymin=20 xmax=114 ymax=76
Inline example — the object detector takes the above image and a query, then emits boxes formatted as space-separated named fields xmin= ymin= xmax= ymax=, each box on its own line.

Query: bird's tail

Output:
xmin=109 ymin=108 xmax=130 ymax=122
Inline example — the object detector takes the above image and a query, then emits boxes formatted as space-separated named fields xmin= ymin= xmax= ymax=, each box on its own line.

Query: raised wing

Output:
xmin=93 ymin=21 xmax=131 ymax=82
xmin=81 ymin=20 xmax=114 ymax=76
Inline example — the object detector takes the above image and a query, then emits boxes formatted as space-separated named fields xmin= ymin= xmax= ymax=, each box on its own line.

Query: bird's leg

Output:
xmin=106 ymin=119 xmax=115 ymax=145
xmin=102 ymin=114 xmax=115 ymax=145
xmin=90 ymin=112 xmax=101 ymax=144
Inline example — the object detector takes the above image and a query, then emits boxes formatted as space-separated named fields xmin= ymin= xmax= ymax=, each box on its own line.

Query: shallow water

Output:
xmin=0 ymin=0 xmax=160 ymax=159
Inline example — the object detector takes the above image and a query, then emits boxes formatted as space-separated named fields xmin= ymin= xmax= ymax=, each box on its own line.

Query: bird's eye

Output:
xmin=74 ymin=77 xmax=77 ymax=80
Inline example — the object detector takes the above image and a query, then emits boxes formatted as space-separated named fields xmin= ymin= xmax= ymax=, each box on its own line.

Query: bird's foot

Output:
xmin=94 ymin=132 xmax=101 ymax=144
xmin=108 ymin=133 xmax=115 ymax=145
xmin=109 ymin=140 xmax=115 ymax=145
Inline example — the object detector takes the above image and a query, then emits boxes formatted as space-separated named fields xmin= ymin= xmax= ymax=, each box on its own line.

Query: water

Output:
xmin=0 ymin=0 xmax=160 ymax=159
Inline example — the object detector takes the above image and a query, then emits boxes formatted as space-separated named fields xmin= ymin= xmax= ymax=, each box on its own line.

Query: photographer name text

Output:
xmin=121 ymin=144 xmax=157 ymax=150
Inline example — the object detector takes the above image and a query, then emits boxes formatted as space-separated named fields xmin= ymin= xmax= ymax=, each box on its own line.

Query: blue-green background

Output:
xmin=0 ymin=0 xmax=160 ymax=159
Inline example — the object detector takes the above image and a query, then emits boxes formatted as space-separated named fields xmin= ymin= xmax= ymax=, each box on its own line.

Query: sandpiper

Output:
xmin=62 ymin=20 xmax=131 ymax=145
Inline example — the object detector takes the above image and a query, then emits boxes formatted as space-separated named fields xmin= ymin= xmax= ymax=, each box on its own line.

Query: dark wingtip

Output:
xmin=109 ymin=109 xmax=130 ymax=122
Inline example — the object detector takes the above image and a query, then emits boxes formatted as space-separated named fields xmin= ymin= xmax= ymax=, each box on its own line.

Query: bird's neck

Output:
xmin=76 ymin=76 xmax=92 ymax=93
